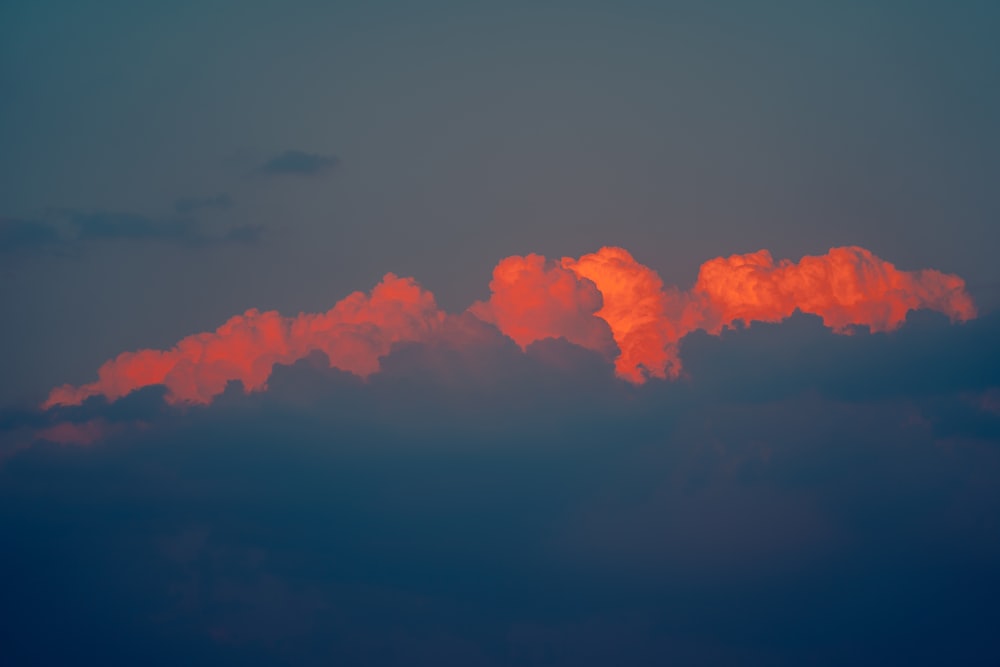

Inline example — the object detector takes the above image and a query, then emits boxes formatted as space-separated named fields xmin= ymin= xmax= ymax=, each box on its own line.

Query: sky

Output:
xmin=2 ymin=1 xmax=1000 ymax=665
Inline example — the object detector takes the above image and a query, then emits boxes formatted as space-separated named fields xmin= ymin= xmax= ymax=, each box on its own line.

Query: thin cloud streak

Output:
xmin=0 ymin=207 xmax=260 ymax=255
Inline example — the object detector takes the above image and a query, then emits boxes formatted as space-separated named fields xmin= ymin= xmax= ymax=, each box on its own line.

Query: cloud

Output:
xmin=33 ymin=418 xmax=119 ymax=446
xmin=678 ymin=309 xmax=1000 ymax=406
xmin=691 ymin=246 xmax=976 ymax=333
xmin=72 ymin=211 xmax=209 ymax=243
xmin=0 ymin=206 xmax=259 ymax=256
xmin=475 ymin=246 xmax=976 ymax=383
xmin=258 ymin=150 xmax=339 ymax=176
xmin=44 ymin=274 xmax=445 ymax=407
xmin=42 ymin=246 xmax=977 ymax=411
xmin=561 ymin=247 xmax=691 ymax=381
xmin=468 ymin=254 xmax=617 ymax=359
xmin=3 ymin=310 xmax=1000 ymax=665
xmin=69 ymin=210 xmax=257 ymax=247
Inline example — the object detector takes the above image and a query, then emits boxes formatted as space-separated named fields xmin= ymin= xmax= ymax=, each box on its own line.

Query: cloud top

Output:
xmin=43 ymin=246 xmax=976 ymax=409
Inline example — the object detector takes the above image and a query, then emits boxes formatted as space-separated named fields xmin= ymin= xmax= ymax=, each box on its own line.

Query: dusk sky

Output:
xmin=2 ymin=2 xmax=1000 ymax=665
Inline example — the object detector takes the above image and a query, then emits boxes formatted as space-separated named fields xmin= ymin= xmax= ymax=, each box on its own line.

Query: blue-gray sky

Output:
xmin=2 ymin=2 xmax=999 ymax=664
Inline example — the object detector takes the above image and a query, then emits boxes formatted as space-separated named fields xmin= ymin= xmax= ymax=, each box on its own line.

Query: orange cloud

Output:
xmin=561 ymin=247 xmax=691 ymax=382
xmin=45 ymin=274 xmax=444 ymax=408
xmin=468 ymin=254 xmax=617 ymax=358
xmin=43 ymin=246 xmax=977 ymax=408
xmin=692 ymin=246 xmax=977 ymax=334
xmin=481 ymin=246 xmax=975 ymax=383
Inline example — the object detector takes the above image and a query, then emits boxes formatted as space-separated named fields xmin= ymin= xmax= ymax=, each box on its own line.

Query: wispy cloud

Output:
xmin=69 ymin=210 xmax=259 ymax=247
xmin=0 ymin=203 xmax=260 ymax=256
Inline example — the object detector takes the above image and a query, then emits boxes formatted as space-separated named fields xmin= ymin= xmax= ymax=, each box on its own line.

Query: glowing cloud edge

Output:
xmin=43 ymin=246 xmax=976 ymax=408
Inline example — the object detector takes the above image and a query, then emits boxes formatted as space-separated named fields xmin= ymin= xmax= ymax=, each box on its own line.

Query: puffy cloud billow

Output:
xmin=3 ymin=246 xmax=998 ymax=667
xmin=43 ymin=246 xmax=976 ymax=409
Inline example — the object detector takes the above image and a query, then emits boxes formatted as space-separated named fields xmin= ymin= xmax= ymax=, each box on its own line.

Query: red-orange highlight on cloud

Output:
xmin=44 ymin=246 xmax=976 ymax=408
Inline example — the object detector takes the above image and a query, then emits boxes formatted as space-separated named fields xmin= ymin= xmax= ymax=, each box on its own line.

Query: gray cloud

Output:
xmin=72 ymin=211 xmax=206 ymax=243
xmin=259 ymin=150 xmax=339 ymax=176
xmin=678 ymin=310 xmax=1000 ymax=405
xmin=3 ymin=313 xmax=999 ymax=666
xmin=0 ymin=206 xmax=260 ymax=255
xmin=70 ymin=210 xmax=261 ymax=247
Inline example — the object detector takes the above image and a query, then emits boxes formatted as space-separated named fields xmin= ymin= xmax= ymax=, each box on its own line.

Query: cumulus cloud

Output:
xmin=45 ymin=274 xmax=445 ymax=407
xmin=691 ymin=246 xmax=976 ymax=333
xmin=468 ymin=254 xmax=617 ymax=358
xmin=562 ymin=247 xmax=692 ymax=381
xmin=42 ymin=245 xmax=977 ymax=410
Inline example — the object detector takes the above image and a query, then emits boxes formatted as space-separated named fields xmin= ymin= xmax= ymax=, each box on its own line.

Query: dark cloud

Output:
xmin=0 ymin=207 xmax=260 ymax=256
xmin=73 ymin=211 xmax=205 ymax=243
xmin=70 ymin=210 xmax=257 ymax=247
xmin=259 ymin=150 xmax=339 ymax=176
xmin=679 ymin=310 xmax=1000 ymax=405
xmin=2 ymin=315 xmax=999 ymax=665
